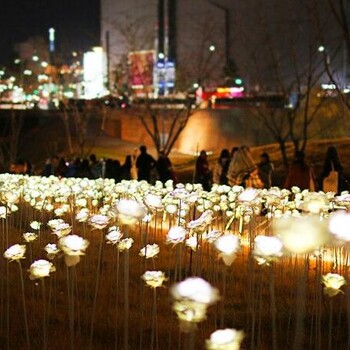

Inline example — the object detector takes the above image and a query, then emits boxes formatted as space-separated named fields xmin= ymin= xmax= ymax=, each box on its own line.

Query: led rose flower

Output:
xmin=238 ymin=188 xmax=259 ymax=202
xmin=117 ymin=238 xmax=134 ymax=252
xmin=273 ymin=215 xmax=330 ymax=254
xmin=322 ymin=273 xmax=346 ymax=297
xmin=58 ymin=234 xmax=89 ymax=266
xmin=298 ymin=192 xmax=329 ymax=214
xmin=186 ymin=236 xmax=198 ymax=251
xmin=328 ymin=211 xmax=350 ymax=242
xmin=30 ymin=221 xmax=42 ymax=230
xmin=76 ymin=208 xmax=90 ymax=223
xmin=253 ymin=235 xmax=283 ymax=265
xmin=106 ymin=226 xmax=123 ymax=245
xmin=171 ymin=277 xmax=220 ymax=329
xmin=144 ymin=193 xmax=163 ymax=211
xmin=115 ymin=199 xmax=146 ymax=224
xmin=23 ymin=232 xmax=38 ymax=243
xmin=214 ymin=235 xmax=240 ymax=266
xmin=166 ymin=226 xmax=187 ymax=245
xmin=139 ymin=243 xmax=160 ymax=259
xmin=47 ymin=218 xmax=65 ymax=230
xmin=4 ymin=244 xmax=26 ymax=262
xmin=188 ymin=210 xmax=214 ymax=231
xmin=29 ymin=259 xmax=55 ymax=280
xmin=89 ymin=214 xmax=109 ymax=230
xmin=141 ymin=270 xmax=167 ymax=288
xmin=0 ymin=206 xmax=8 ymax=219
xmin=51 ymin=222 xmax=72 ymax=238
xmin=206 ymin=328 xmax=245 ymax=350
xmin=204 ymin=230 xmax=223 ymax=244
xmin=44 ymin=243 xmax=60 ymax=260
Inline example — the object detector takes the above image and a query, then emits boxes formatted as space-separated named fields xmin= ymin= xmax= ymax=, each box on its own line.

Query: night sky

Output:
xmin=0 ymin=0 xmax=100 ymax=65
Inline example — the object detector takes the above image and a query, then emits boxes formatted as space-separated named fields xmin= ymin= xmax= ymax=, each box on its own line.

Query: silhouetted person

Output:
xmin=213 ymin=148 xmax=231 ymax=185
xmin=195 ymin=150 xmax=211 ymax=191
xmin=136 ymin=145 xmax=156 ymax=182
xmin=105 ymin=159 xmax=121 ymax=182
xmin=76 ymin=158 xmax=94 ymax=179
xmin=157 ymin=151 xmax=175 ymax=183
xmin=89 ymin=154 xmax=102 ymax=179
xmin=319 ymin=146 xmax=348 ymax=193
xmin=55 ymin=158 xmax=68 ymax=177
xmin=284 ymin=151 xmax=316 ymax=190
xmin=120 ymin=155 xmax=132 ymax=180
xmin=258 ymin=152 xmax=274 ymax=188
xmin=42 ymin=155 xmax=59 ymax=176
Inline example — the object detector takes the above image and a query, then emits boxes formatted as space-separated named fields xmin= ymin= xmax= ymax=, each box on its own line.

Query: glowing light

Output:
xmin=209 ymin=45 xmax=216 ymax=52
xmin=32 ymin=55 xmax=39 ymax=62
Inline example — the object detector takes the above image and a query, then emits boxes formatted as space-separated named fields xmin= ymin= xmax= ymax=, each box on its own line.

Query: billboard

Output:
xmin=128 ymin=50 xmax=155 ymax=89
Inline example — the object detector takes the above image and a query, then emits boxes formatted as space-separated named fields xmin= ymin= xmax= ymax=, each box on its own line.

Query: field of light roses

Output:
xmin=0 ymin=173 xmax=349 ymax=349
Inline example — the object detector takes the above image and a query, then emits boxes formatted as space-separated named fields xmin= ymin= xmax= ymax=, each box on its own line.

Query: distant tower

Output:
xmin=48 ymin=27 xmax=55 ymax=64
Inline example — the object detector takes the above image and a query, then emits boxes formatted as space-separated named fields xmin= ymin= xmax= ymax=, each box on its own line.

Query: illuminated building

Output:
xmin=101 ymin=0 xmax=228 ymax=94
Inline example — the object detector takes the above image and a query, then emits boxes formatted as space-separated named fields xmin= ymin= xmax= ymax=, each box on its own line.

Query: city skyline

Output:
xmin=0 ymin=0 xmax=100 ymax=65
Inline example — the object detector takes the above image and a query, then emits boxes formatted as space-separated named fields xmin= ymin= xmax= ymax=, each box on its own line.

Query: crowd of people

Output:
xmin=195 ymin=145 xmax=348 ymax=193
xmin=6 ymin=144 xmax=349 ymax=194
xmin=8 ymin=145 xmax=176 ymax=185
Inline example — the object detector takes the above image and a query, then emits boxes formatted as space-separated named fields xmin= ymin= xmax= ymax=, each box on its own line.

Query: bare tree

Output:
xmin=132 ymin=96 xmax=197 ymax=157
xmin=243 ymin=0 xmax=332 ymax=168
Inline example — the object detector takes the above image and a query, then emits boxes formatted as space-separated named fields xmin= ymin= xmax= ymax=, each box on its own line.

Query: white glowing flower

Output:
xmin=76 ymin=208 xmax=90 ymax=222
xmin=214 ymin=235 xmax=240 ymax=266
xmin=89 ymin=214 xmax=109 ymax=230
xmin=23 ymin=232 xmax=38 ymax=243
xmin=166 ymin=226 xmax=187 ymax=245
xmin=144 ymin=193 xmax=163 ymax=210
xmin=139 ymin=244 xmax=160 ymax=259
xmin=106 ymin=226 xmax=123 ymax=244
xmin=117 ymin=238 xmax=134 ymax=252
xmin=115 ymin=199 xmax=146 ymax=224
xmin=188 ymin=210 xmax=214 ymax=230
xmin=171 ymin=277 xmax=220 ymax=304
xmin=298 ymin=193 xmax=329 ymax=213
xmin=30 ymin=221 xmax=42 ymax=230
xmin=214 ymin=235 xmax=240 ymax=255
xmin=51 ymin=222 xmax=72 ymax=238
xmin=238 ymin=188 xmax=259 ymax=202
xmin=171 ymin=277 xmax=220 ymax=324
xmin=47 ymin=219 xmax=65 ymax=229
xmin=322 ymin=273 xmax=346 ymax=297
xmin=186 ymin=236 xmax=198 ymax=251
xmin=0 ymin=206 xmax=8 ymax=219
xmin=328 ymin=211 xmax=350 ymax=242
xmin=4 ymin=244 xmax=26 ymax=262
xmin=206 ymin=328 xmax=245 ymax=350
xmin=29 ymin=259 xmax=55 ymax=280
xmin=254 ymin=235 xmax=283 ymax=265
xmin=44 ymin=243 xmax=60 ymax=260
xmin=204 ymin=230 xmax=223 ymax=243
xmin=273 ymin=215 xmax=329 ymax=254
xmin=141 ymin=270 xmax=167 ymax=288
xmin=165 ymin=203 xmax=178 ymax=214
xmin=58 ymin=235 xmax=89 ymax=256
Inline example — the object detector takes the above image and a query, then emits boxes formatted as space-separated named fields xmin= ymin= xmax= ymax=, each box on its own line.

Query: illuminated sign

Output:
xmin=83 ymin=47 xmax=108 ymax=99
